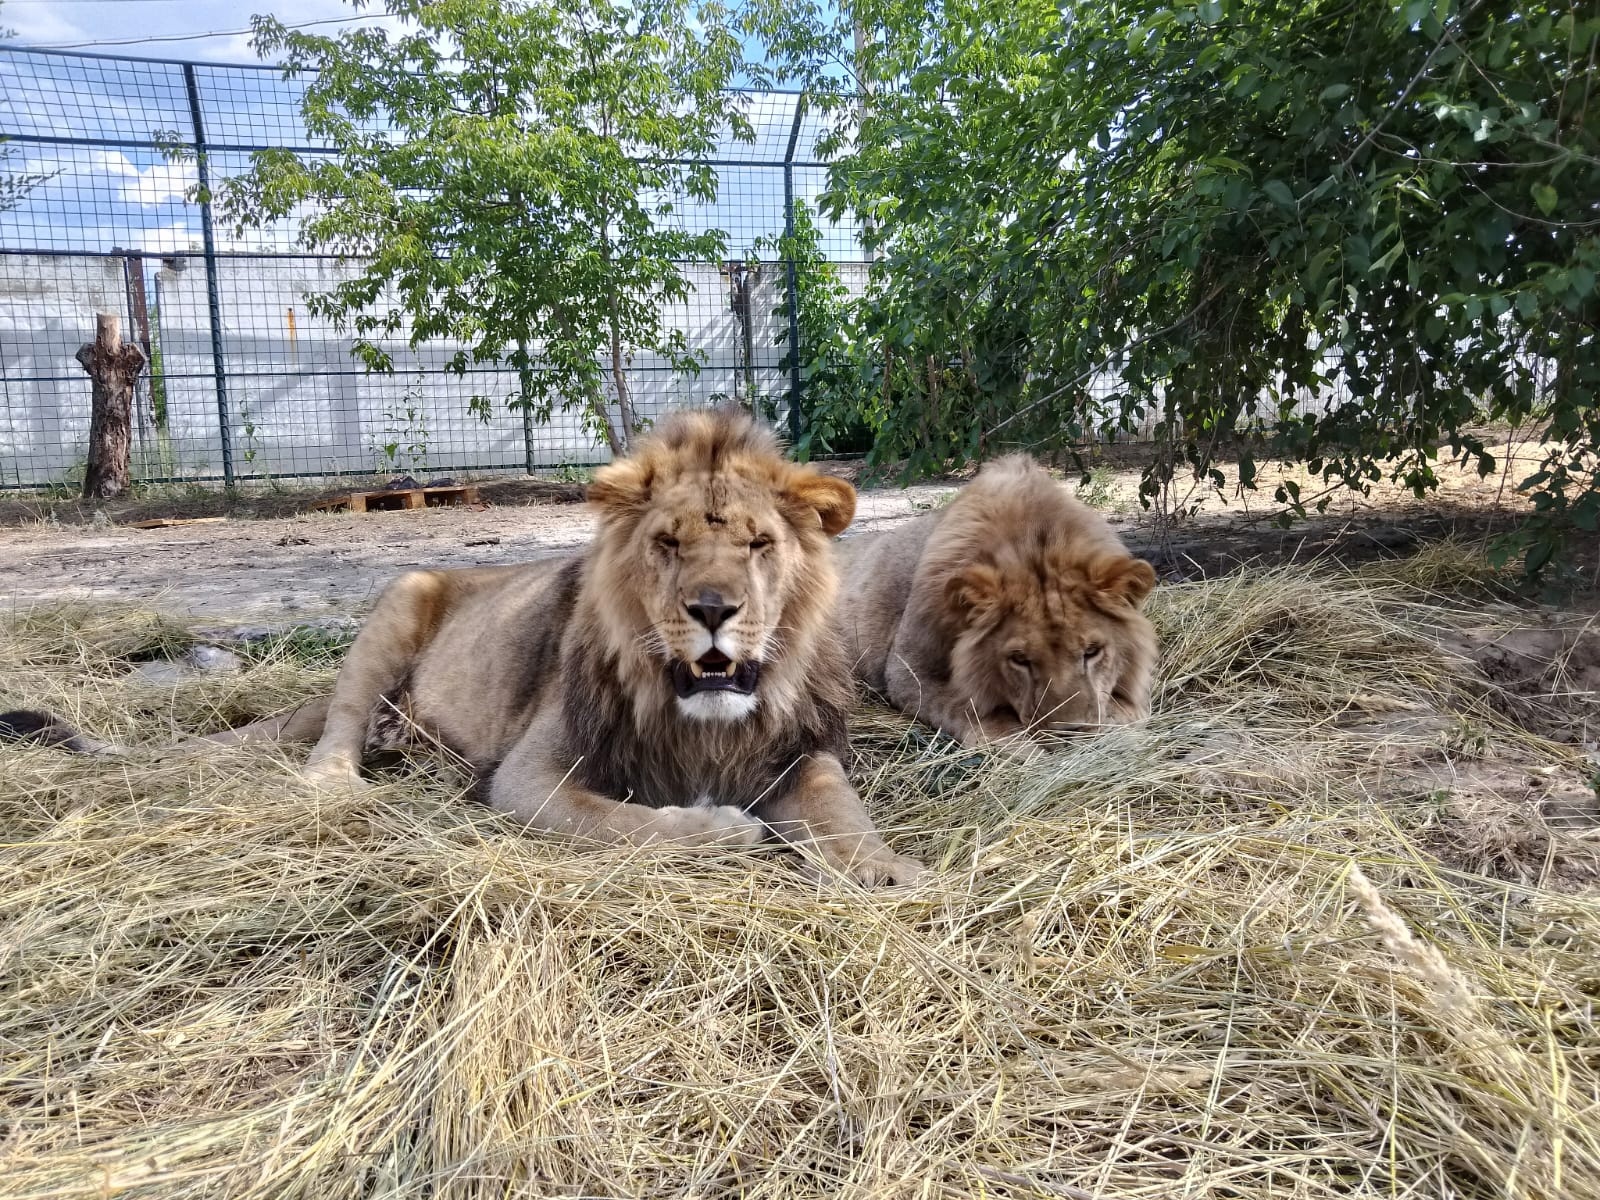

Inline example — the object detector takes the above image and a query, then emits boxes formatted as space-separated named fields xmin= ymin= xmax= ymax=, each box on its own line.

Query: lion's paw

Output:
xmin=985 ymin=735 xmax=1050 ymax=767
xmin=300 ymin=759 xmax=373 ymax=794
xmin=850 ymin=850 xmax=927 ymax=888
xmin=645 ymin=804 xmax=767 ymax=848
xmin=806 ymin=841 xmax=928 ymax=888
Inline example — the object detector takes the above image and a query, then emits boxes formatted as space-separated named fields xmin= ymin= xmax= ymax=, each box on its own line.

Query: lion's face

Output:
xmin=587 ymin=414 xmax=855 ymax=723
xmin=947 ymin=551 xmax=1157 ymax=733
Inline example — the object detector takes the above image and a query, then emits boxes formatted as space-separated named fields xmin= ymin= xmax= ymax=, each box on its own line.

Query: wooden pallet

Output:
xmin=312 ymin=484 xmax=481 ymax=514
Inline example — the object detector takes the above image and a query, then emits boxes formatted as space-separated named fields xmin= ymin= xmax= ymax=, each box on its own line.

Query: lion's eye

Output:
xmin=655 ymin=534 xmax=679 ymax=552
xmin=1008 ymin=651 xmax=1031 ymax=669
xmin=749 ymin=536 xmax=773 ymax=552
xmin=1083 ymin=644 xmax=1104 ymax=662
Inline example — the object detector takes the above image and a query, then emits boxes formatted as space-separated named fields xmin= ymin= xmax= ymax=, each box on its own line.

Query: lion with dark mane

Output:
xmin=839 ymin=455 xmax=1158 ymax=753
xmin=2 ymin=410 xmax=923 ymax=886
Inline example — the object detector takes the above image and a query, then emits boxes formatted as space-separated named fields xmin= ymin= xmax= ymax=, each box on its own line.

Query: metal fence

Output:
xmin=0 ymin=46 xmax=868 ymax=488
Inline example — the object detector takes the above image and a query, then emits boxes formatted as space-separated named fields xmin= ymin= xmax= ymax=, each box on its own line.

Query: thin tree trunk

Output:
xmin=608 ymin=317 xmax=638 ymax=452
xmin=75 ymin=313 xmax=147 ymax=500
xmin=554 ymin=303 xmax=623 ymax=456
xmin=852 ymin=11 xmax=877 ymax=261
xmin=596 ymin=100 xmax=637 ymax=453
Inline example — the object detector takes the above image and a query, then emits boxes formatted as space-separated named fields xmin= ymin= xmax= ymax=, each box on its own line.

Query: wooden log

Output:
xmin=75 ymin=313 xmax=148 ymax=500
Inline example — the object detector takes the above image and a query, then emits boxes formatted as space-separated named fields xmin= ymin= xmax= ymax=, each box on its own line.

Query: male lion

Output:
xmin=2 ymin=410 xmax=923 ymax=886
xmin=838 ymin=454 xmax=1157 ymax=752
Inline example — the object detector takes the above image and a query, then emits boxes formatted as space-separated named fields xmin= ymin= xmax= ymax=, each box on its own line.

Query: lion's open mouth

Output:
xmin=669 ymin=649 xmax=761 ymax=698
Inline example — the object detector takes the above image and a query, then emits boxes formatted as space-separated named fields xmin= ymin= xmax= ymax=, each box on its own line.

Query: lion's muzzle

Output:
xmin=669 ymin=648 xmax=762 ymax=699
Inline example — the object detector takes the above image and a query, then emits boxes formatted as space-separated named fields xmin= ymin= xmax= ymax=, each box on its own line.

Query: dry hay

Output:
xmin=2 ymin=546 xmax=1599 ymax=1199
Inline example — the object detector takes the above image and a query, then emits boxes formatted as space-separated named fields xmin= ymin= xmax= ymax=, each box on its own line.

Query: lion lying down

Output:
xmin=838 ymin=454 xmax=1158 ymax=754
xmin=2 ymin=410 xmax=923 ymax=887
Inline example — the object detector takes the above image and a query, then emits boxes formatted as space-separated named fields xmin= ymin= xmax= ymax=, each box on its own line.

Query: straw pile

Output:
xmin=3 ymin=548 xmax=1598 ymax=1199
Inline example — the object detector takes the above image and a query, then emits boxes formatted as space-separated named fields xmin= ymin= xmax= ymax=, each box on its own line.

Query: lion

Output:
xmin=1 ymin=410 xmax=923 ymax=886
xmin=838 ymin=454 xmax=1157 ymax=752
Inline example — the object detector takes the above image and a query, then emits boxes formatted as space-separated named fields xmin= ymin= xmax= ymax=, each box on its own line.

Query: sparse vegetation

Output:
xmin=547 ymin=462 xmax=596 ymax=485
xmin=1075 ymin=464 xmax=1118 ymax=510
xmin=374 ymin=388 xmax=432 ymax=477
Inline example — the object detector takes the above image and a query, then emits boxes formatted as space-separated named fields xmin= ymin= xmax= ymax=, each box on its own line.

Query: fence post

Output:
xmin=781 ymin=96 xmax=807 ymax=448
xmin=183 ymin=62 xmax=235 ymax=487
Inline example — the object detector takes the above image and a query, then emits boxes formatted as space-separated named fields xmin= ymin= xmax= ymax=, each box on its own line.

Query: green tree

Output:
xmin=758 ymin=200 xmax=875 ymax=457
xmin=220 ymin=0 xmax=751 ymax=453
xmin=762 ymin=0 xmax=1600 ymax=573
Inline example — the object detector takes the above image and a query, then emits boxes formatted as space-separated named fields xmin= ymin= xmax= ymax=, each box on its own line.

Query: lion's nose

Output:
xmin=685 ymin=591 xmax=741 ymax=632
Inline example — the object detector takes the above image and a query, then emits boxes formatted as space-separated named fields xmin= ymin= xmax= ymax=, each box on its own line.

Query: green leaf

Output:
xmin=1318 ymin=83 xmax=1352 ymax=104
xmin=1531 ymin=183 xmax=1558 ymax=216
xmin=1371 ymin=238 xmax=1405 ymax=276
xmin=1262 ymin=179 xmax=1296 ymax=210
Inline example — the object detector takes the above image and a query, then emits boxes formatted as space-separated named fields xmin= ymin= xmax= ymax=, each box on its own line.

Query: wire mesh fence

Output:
xmin=0 ymin=46 xmax=869 ymax=488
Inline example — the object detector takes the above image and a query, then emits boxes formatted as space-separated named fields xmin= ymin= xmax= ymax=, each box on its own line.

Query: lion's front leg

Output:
xmin=302 ymin=570 xmax=453 ymax=790
xmin=755 ymin=755 xmax=926 ymax=887
xmin=489 ymin=718 xmax=766 ymax=848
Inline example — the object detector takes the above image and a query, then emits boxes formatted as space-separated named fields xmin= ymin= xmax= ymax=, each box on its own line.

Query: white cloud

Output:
xmin=2 ymin=2 xmax=91 ymax=49
xmin=129 ymin=222 xmax=201 ymax=253
xmin=89 ymin=150 xmax=142 ymax=180
xmin=216 ymin=203 xmax=312 ymax=252
xmin=118 ymin=161 xmax=198 ymax=207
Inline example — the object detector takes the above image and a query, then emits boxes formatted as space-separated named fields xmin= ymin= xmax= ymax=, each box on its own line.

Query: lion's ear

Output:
xmin=1091 ymin=554 xmax=1157 ymax=608
xmin=588 ymin=458 xmax=651 ymax=516
xmin=945 ymin=563 xmax=1003 ymax=619
xmin=785 ymin=472 xmax=856 ymax=537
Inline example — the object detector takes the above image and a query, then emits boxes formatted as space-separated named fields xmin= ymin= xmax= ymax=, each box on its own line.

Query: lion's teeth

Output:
xmin=723 ymin=664 xmax=736 ymax=677
xmin=689 ymin=663 xmax=704 ymax=678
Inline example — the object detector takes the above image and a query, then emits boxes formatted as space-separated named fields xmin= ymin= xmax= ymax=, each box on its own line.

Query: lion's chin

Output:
xmin=675 ymin=690 xmax=761 ymax=722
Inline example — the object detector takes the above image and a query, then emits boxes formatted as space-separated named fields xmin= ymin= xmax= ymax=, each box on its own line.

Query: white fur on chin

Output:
xmin=677 ymin=691 xmax=760 ymax=722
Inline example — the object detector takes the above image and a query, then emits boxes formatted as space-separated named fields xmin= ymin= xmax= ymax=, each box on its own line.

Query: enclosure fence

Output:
xmin=0 ymin=46 xmax=867 ymax=488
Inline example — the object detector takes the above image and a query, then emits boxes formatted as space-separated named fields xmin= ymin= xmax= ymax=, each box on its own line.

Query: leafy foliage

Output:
xmin=218 ymin=0 xmax=751 ymax=453
xmin=760 ymin=0 xmax=1600 ymax=571
xmin=759 ymin=200 xmax=874 ymax=457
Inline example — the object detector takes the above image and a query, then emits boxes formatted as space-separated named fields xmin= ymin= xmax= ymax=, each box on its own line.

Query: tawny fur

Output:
xmin=838 ymin=454 xmax=1158 ymax=751
xmin=0 ymin=410 xmax=920 ymax=885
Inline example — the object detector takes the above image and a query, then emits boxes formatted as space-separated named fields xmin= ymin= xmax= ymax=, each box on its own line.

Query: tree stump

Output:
xmin=75 ymin=313 xmax=148 ymax=500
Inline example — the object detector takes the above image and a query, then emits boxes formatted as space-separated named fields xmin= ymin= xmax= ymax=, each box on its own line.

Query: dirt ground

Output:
xmin=0 ymin=479 xmax=966 ymax=620
xmin=0 ymin=431 xmax=1583 ymax=621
